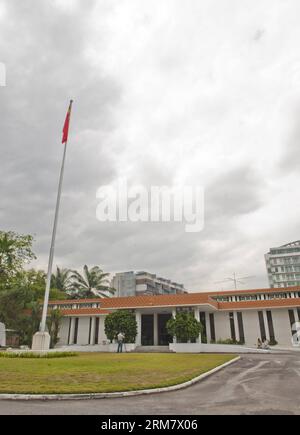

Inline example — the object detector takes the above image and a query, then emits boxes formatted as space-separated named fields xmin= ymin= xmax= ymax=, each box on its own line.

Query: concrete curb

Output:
xmin=0 ymin=356 xmax=240 ymax=402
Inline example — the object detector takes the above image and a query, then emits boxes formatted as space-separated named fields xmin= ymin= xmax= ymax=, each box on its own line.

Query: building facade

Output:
xmin=111 ymin=271 xmax=186 ymax=297
xmin=49 ymin=286 xmax=300 ymax=350
xmin=265 ymin=241 xmax=300 ymax=288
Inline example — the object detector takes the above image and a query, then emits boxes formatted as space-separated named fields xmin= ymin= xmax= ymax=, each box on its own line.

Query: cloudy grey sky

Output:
xmin=0 ymin=0 xmax=300 ymax=292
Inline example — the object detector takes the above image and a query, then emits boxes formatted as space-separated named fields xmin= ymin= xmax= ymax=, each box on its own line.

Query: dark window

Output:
xmin=141 ymin=315 xmax=154 ymax=346
xmin=95 ymin=318 xmax=100 ymax=345
xmin=258 ymin=312 xmax=266 ymax=341
xmin=237 ymin=312 xmax=245 ymax=344
xmin=74 ymin=318 xmax=79 ymax=344
xmin=297 ymin=308 xmax=300 ymax=322
xmin=229 ymin=313 xmax=236 ymax=342
xmin=266 ymin=311 xmax=275 ymax=342
xmin=67 ymin=318 xmax=72 ymax=345
xmin=209 ymin=313 xmax=216 ymax=342
xmin=289 ymin=310 xmax=296 ymax=336
xmin=200 ymin=312 xmax=207 ymax=343
xmin=88 ymin=317 xmax=92 ymax=345
xmin=158 ymin=314 xmax=173 ymax=345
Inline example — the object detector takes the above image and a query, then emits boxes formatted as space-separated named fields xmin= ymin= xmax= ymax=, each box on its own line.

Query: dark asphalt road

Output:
xmin=0 ymin=354 xmax=299 ymax=415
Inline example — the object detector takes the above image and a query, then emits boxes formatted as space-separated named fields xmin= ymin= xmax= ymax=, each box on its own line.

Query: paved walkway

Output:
xmin=0 ymin=354 xmax=299 ymax=415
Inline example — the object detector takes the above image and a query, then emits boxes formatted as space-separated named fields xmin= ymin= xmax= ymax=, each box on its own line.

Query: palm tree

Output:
xmin=70 ymin=265 xmax=115 ymax=299
xmin=47 ymin=309 xmax=63 ymax=348
xmin=0 ymin=233 xmax=16 ymax=277
xmin=51 ymin=267 xmax=72 ymax=293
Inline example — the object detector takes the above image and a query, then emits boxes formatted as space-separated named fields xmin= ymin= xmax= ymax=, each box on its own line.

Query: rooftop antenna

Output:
xmin=215 ymin=273 xmax=255 ymax=290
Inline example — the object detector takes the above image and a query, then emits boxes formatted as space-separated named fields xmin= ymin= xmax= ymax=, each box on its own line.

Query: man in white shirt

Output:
xmin=117 ymin=332 xmax=125 ymax=353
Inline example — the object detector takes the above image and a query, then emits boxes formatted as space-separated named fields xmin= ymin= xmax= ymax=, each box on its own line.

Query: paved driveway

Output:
xmin=0 ymin=353 xmax=299 ymax=415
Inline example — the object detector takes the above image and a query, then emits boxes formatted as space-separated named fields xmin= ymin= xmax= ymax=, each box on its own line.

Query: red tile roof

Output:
xmin=100 ymin=293 xmax=218 ymax=309
xmin=48 ymin=286 xmax=300 ymax=314
xmin=219 ymin=298 xmax=300 ymax=311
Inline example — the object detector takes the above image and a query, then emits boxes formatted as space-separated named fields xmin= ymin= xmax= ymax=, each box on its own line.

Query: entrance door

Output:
xmin=141 ymin=315 xmax=154 ymax=346
xmin=158 ymin=314 xmax=173 ymax=346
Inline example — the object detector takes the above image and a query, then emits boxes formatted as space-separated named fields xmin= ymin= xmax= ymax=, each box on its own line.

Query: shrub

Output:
xmin=105 ymin=310 xmax=137 ymax=343
xmin=167 ymin=312 xmax=203 ymax=343
xmin=0 ymin=352 xmax=78 ymax=359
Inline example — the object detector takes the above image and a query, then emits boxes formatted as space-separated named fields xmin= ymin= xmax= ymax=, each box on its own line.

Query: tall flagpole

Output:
xmin=40 ymin=100 xmax=73 ymax=333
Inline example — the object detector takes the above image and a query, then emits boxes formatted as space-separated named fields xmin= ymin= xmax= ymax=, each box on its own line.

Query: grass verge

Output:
xmin=0 ymin=353 xmax=236 ymax=395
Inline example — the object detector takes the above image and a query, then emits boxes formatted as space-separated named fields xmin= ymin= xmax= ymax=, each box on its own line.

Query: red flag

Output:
xmin=62 ymin=100 xmax=73 ymax=144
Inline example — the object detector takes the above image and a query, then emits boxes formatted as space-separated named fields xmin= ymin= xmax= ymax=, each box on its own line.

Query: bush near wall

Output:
xmin=104 ymin=310 xmax=137 ymax=343
xmin=167 ymin=312 xmax=203 ymax=343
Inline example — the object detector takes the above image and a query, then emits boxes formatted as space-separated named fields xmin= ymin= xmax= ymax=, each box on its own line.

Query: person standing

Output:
xmin=117 ymin=332 xmax=125 ymax=353
xmin=257 ymin=338 xmax=262 ymax=349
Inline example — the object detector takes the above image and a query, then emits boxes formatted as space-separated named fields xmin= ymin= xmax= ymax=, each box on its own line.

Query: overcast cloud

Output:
xmin=0 ymin=0 xmax=300 ymax=292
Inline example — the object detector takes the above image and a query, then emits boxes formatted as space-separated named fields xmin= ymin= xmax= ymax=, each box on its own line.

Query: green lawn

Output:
xmin=0 ymin=353 xmax=235 ymax=395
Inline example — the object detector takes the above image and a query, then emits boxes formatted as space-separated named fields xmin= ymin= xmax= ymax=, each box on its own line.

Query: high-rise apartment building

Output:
xmin=265 ymin=241 xmax=300 ymax=288
xmin=111 ymin=271 xmax=187 ymax=297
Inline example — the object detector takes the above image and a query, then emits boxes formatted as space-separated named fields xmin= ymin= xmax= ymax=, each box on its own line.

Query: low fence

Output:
xmin=57 ymin=343 xmax=137 ymax=353
xmin=169 ymin=343 xmax=270 ymax=354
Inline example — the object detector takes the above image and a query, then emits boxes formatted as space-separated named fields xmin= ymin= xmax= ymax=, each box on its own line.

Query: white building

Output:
xmin=49 ymin=286 xmax=300 ymax=350
xmin=111 ymin=271 xmax=186 ymax=298
xmin=265 ymin=241 xmax=300 ymax=288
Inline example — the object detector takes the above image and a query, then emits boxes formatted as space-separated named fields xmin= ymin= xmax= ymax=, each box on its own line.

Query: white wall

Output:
xmin=58 ymin=318 xmax=71 ymax=345
xmin=77 ymin=317 xmax=90 ymax=345
xmin=214 ymin=312 xmax=231 ymax=342
xmin=271 ymin=309 xmax=293 ymax=347
xmin=243 ymin=311 xmax=261 ymax=347
xmin=98 ymin=317 xmax=107 ymax=344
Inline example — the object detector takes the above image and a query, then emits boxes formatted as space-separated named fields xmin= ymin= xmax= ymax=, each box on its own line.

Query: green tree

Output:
xmin=23 ymin=301 xmax=42 ymax=345
xmin=0 ymin=269 xmax=66 ymax=346
xmin=0 ymin=288 xmax=25 ymax=329
xmin=167 ymin=312 xmax=203 ymax=343
xmin=70 ymin=265 xmax=115 ymax=299
xmin=0 ymin=231 xmax=36 ymax=288
xmin=47 ymin=309 xmax=63 ymax=349
xmin=14 ymin=269 xmax=66 ymax=302
xmin=51 ymin=267 xmax=72 ymax=293
xmin=105 ymin=310 xmax=137 ymax=343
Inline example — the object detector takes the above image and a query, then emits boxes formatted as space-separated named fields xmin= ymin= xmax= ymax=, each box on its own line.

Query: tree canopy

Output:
xmin=0 ymin=230 xmax=115 ymax=346
xmin=167 ymin=312 xmax=203 ymax=343
xmin=70 ymin=265 xmax=116 ymax=299
xmin=105 ymin=310 xmax=137 ymax=343
xmin=0 ymin=231 xmax=36 ymax=288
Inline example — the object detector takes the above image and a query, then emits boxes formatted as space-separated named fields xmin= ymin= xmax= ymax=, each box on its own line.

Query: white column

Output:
xmin=262 ymin=311 xmax=270 ymax=341
xmin=154 ymin=313 xmax=158 ymax=346
xmin=205 ymin=313 xmax=211 ymax=344
xmin=172 ymin=308 xmax=177 ymax=344
xmin=99 ymin=316 xmax=106 ymax=344
xmin=233 ymin=312 xmax=239 ymax=342
xmin=135 ymin=311 xmax=142 ymax=346
xmin=194 ymin=307 xmax=201 ymax=343
xmin=69 ymin=318 xmax=76 ymax=345
xmin=90 ymin=317 xmax=96 ymax=345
